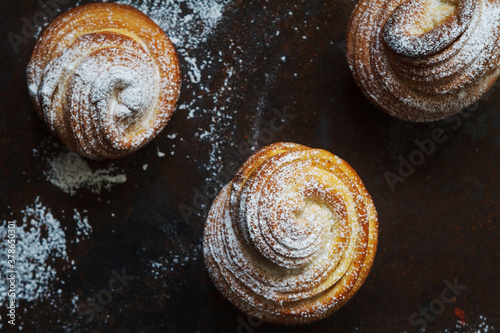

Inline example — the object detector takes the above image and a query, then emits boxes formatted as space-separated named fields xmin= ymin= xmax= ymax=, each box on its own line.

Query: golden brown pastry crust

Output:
xmin=203 ymin=142 xmax=378 ymax=325
xmin=346 ymin=0 xmax=500 ymax=122
xmin=27 ymin=3 xmax=181 ymax=160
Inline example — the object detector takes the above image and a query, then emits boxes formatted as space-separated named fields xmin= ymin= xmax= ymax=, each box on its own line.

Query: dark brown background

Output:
xmin=1 ymin=0 xmax=499 ymax=332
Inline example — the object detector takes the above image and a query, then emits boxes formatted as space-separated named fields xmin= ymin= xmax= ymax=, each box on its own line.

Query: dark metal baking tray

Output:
xmin=1 ymin=0 xmax=499 ymax=332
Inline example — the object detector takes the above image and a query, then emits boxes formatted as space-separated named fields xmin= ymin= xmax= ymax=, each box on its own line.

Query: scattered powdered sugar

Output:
xmin=114 ymin=0 xmax=230 ymax=51
xmin=146 ymin=243 xmax=203 ymax=300
xmin=472 ymin=315 xmax=495 ymax=333
xmin=149 ymin=243 xmax=202 ymax=275
xmin=114 ymin=0 xmax=231 ymax=102
xmin=0 ymin=198 xmax=92 ymax=322
xmin=0 ymin=198 xmax=72 ymax=307
xmin=157 ymin=148 xmax=166 ymax=157
xmin=113 ymin=0 xmax=236 ymax=174
xmin=442 ymin=315 xmax=495 ymax=333
xmin=184 ymin=56 xmax=202 ymax=83
xmin=35 ymin=141 xmax=127 ymax=196
xmin=74 ymin=209 xmax=92 ymax=241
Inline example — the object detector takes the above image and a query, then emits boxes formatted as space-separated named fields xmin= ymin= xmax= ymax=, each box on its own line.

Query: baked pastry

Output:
xmin=27 ymin=3 xmax=181 ymax=160
xmin=346 ymin=0 xmax=500 ymax=122
xmin=203 ymin=142 xmax=378 ymax=325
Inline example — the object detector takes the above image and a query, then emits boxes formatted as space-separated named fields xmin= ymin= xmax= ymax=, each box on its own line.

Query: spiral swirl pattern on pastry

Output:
xmin=203 ymin=142 xmax=378 ymax=325
xmin=347 ymin=0 xmax=500 ymax=122
xmin=27 ymin=3 xmax=181 ymax=160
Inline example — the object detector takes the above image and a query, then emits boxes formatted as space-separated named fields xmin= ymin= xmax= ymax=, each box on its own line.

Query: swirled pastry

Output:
xmin=27 ymin=3 xmax=181 ymax=160
xmin=203 ymin=142 xmax=378 ymax=325
xmin=347 ymin=0 xmax=500 ymax=122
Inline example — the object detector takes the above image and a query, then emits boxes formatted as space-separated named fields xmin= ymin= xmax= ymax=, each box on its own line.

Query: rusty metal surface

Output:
xmin=0 ymin=0 xmax=499 ymax=332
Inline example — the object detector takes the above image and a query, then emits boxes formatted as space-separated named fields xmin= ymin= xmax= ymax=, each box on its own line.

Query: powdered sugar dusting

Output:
xmin=442 ymin=315 xmax=495 ymax=333
xmin=114 ymin=0 xmax=229 ymax=53
xmin=35 ymin=141 xmax=127 ymax=196
xmin=74 ymin=209 xmax=92 ymax=241
xmin=0 ymin=198 xmax=89 ymax=307
xmin=149 ymin=243 xmax=202 ymax=275
xmin=114 ymin=0 xmax=231 ymax=107
xmin=113 ymin=0 xmax=236 ymax=175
